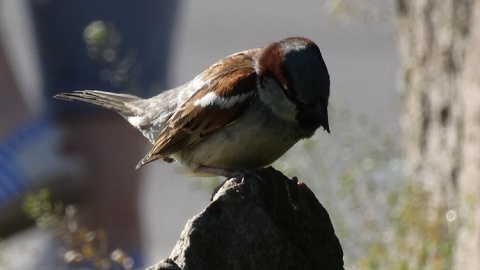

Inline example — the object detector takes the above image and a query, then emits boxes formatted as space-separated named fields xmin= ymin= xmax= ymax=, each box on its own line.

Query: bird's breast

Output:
xmin=177 ymin=100 xmax=311 ymax=171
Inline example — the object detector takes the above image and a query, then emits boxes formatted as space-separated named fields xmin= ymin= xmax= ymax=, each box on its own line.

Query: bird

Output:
xmin=54 ymin=37 xmax=330 ymax=177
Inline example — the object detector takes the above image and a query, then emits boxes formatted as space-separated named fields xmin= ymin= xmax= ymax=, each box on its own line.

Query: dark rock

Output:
xmin=148 ymin=167 xmax=344 ymax=270
xmin=146 ymin=258 xmax=181 ymax=270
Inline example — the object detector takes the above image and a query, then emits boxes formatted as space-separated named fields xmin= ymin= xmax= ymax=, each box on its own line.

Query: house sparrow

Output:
xmin=54 ymin=37 xmax=330 ymax=177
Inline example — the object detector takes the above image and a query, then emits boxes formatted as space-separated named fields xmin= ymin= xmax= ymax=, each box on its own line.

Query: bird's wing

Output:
xmin=136 ymin=49 xmax=259 ymax=168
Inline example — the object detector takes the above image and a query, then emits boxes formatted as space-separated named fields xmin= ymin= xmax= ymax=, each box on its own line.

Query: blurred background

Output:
xmin=0 ymin=0 xmax=403 ymax=269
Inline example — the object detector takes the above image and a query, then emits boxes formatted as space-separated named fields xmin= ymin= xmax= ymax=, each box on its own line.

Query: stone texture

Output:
xmin=147 ymin=167 xmax=343 ymax=270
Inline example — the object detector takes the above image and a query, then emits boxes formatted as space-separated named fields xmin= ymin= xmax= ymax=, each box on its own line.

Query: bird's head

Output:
xmin=257 ymin=37 xmax=330 ymax=133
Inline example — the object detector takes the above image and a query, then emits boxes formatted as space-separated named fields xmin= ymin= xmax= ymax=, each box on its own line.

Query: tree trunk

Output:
xmin=397 ymin=0 xmax=480 ymax=268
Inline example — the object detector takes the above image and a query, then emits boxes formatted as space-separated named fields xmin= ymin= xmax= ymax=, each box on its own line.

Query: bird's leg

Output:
xmin=196 ymin=165 xmax=264 ymax=182
xmin=198 ymin=165 xmax=267 ymax=201
xmin=195 ymin=165 xmax=242 ymax=179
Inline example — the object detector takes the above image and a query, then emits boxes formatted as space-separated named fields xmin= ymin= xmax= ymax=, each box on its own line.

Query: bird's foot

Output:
xmin=200 ymin=166 xmax=267 ymax=201
xmin=196 ymin=165 xmax=263 ymax=182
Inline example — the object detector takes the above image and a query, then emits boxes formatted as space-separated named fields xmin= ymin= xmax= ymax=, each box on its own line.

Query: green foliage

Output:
xmin=279 ymin=105 xmax=454 ymax=269
xmin=327 ymin=0 xmax=395 ymax=23
xmin=359 ymin=183 xmax=455 ymax=270
xmin=23 ymin=189 xmax=61 ymax=227
xmin=22 ymin=190 xmax=135 ymax=270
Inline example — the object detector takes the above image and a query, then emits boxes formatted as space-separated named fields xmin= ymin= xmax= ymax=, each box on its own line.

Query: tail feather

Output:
xmin=54 ymin=90 xmax=141 ymax=116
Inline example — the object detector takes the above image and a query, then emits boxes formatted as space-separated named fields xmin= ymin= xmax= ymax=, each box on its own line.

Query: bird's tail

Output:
xmin=54 ymin=90 xmax=141 ymax=116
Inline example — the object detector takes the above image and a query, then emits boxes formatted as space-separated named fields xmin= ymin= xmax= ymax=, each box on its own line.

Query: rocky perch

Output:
xmin=146 ymin=167 xmax=344 ymax=270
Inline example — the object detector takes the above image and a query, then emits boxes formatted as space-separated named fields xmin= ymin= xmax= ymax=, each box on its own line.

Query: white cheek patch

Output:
xmin=194 ymin=91 xmax=254 ymax=109
xmin=258 ymin=78 xmax=297 ymax=122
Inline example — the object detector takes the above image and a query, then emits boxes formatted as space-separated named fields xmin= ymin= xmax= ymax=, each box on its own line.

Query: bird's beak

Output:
xmin=296 ymin=101 xmax=330 ymax=133
xmin=320 ymin=104 xmax=330 ymax=133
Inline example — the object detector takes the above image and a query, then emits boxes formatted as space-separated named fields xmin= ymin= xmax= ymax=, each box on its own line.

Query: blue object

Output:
xmin=0 ymin=117 xmax=54 ymax=205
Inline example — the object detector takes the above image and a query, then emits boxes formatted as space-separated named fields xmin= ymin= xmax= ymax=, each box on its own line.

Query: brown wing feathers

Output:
xmin=136 ymin=51 xmax=259 ymax=168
